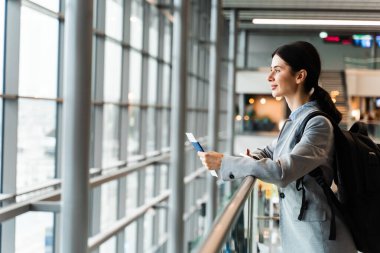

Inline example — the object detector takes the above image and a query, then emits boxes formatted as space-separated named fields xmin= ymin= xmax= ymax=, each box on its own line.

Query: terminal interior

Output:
xmin=0 ymin=0 xmax=379 ymax=252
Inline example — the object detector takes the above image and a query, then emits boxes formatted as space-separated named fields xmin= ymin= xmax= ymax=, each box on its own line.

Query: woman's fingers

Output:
xmin=197 ymin=151 xmax=223 ymax=170
xmin=198 ymin=151 xmax=223 ymax=170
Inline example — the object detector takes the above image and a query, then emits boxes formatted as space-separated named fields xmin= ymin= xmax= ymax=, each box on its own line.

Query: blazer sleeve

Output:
xmin=250 ymin=138 xmax=276 ymax=160
xmin=220 ymin=116 xmax=334 ymax=187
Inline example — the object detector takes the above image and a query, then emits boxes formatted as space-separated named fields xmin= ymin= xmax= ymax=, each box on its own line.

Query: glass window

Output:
xmin=17 ymin=100 xmax=56 ymax=189
xmin=105 ymin=0 xmax=123 ymax=40
xmin=162 ymin=64 xmax=170 ymax=106
xmin=128 ymin=50 xmax=142 ymax=104
xmin=130 ymin=0 xmax=143 ymax=50
xmin=146 ymin=108 xmax=156 ymax=152
xmin=144 ymin=209 xmax=154 ymax=251
xmin=0 ymin=0 xmax=5 ymax=92
xmin=102 ymin=104 xmax=120 ymax=167
xmin=149 ymin=6 xmax=158 ymax=57
xmin=100 ymin=237 xmax=116 ymax=253
xmin=19 ymin=6 xmax=58 ymax=98
xmin=101 ymin=182 xmax=117 ymax=231
xmin=147 ymin=58 xmax=158 ymax=105
xmin=29 ymin=0 xmax=60 ymax=12
xmin=127 ymin=106 xmax=140 ymax=156
xmin=125 ymin=172 xmax=138 ymax=252
xmin=163 ymin=18 xmax=171 ymax=63
xmin=125 ymin=222 xmax=137 ymax=253
xmin=104 ymin=40 xmax=122 ymax=102
xmin=161 ymin=109 xmax=169 ymax=149
xmin=15 ymin=212 xmax=54 ymax=253
xmin=145 ymin=166 xmax=154 ymax=200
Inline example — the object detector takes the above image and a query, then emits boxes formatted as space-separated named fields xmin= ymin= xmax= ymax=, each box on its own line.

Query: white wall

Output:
xmin=345 ymin=69 xmax=380 ymax=97
xmin=236 ymin=71 xmax=271 ymax=94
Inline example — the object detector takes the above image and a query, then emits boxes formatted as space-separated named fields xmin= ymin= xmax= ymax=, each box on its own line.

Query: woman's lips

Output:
xmin=271 ymin=85 xmax=277 ymax=90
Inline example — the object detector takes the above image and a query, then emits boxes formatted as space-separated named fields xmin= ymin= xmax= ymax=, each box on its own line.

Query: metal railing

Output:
xmin=196 ymin=176 xmax=256 ymax=253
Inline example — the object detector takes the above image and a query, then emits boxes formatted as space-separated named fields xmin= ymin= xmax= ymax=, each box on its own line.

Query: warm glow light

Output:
xmin=330 ymin=90 xmax=340 ymax=97
xmin=275 ymin=97 xmax=282 ymax=101
xmin=260 ymin=98 xmax=266 ymax=104
xmin=351 ymin=109 xmax=361 ymax=121
xmin=249 ymin=98 xmax=255 ymax=104
xmin=235 ymin=115 xmax=242 ymax=121
xmin=244 ymin=115 xmax=250 ymax=121
xmin=332 ymin=98 xmax=336 ymax=103
xmin=252 ymin=19 xmax=380 ymax=26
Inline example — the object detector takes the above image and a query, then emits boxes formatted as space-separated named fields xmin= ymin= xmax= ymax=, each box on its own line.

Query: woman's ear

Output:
xmin=296 ymin=69 xmax=307 ymax=84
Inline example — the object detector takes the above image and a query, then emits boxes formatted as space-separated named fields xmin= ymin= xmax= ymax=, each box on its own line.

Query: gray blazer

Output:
xmin=221 ymin=101 xmax=357 ymax=253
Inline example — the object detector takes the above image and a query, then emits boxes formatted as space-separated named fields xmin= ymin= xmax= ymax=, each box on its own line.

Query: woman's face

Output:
xmin=267 ymin=54 xmax=299 ymax=98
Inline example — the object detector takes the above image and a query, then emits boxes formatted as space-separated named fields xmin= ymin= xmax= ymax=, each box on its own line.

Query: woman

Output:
xmin=198 ymin=41 xmax=356 ymax=253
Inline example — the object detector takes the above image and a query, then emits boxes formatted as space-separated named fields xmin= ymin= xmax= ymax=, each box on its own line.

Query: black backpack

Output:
xmin=295 ymin=111 xmax=380 ymax=253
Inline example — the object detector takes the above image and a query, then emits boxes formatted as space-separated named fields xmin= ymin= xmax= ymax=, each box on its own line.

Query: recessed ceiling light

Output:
xmin=252 ymin=19 xmax=380 ymax=26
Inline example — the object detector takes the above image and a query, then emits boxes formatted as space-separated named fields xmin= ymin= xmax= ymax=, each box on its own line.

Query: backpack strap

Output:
xmin=294 ymin=110 xmax=339 ymax=240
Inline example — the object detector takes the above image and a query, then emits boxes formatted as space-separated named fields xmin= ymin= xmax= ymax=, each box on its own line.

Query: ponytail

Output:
xmin=310 ymin=86 xmax=342 ymax=124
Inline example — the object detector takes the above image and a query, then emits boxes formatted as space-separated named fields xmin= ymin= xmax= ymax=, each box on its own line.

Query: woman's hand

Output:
xmin=197 ymin=151 xmax=224 ymax=170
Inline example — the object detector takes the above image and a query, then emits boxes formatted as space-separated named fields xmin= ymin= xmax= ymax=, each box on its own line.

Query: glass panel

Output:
xmin=125 ymin=222 xmax=137 ymax=253
xmin=126 ymin=171 xmax=138 ymax=210
xmin=161 ymin=109 xmax=170 ymax=149
xmin=149 ymin=6 xmax=158 ymax=57
xmin=102 ymin=104 xmax=120 ymax=167
xmin=128 ymin=106 xmax=140 ymax=156
xmin=147 ymin=58 xmax=158 ymax=104
xmin=160 ymin=164 xmax=168 ymax=192
xmin=163 ymin=18 xmax=171 ymax=63
xmin=101 ymin=181 xmax=117 ymax=231
xmin=104 ymin=40 xmax=122 ymax=102
xmin=29 ymin=0 xmax=60 ymax=12
xmin=145 ymin=166 xmax=154 ymax=200
xmin=144 ymin=210 xmax=154 ymax=251
xmin=128 ymin=50 xmax=142 ymax=103
xmin=125 ymin=172 xmax=138 ymax=252
xmin=162 ymin=64 xmax=170 ymax=106
xmin=130 ymin=0 xmax=143 ymax=50
xmin=146 ymin=108 xmax=156 ymax=152
xmin=105 ymin=0 xmax=123 ymax=40
xmin=100 ymin=237 xmax=116 ymax=253
xmin=19 ymin=6 xmax=58 ymax=98
xmin=0 ymin=0 xmax=4 ymax=93
xmin=17 ymin=100 xmax=56 ymax=189
xmin=158 ymin=200 xmax=168 ymax=239
xmin=15 ymin=212 xmax=54 ymax=253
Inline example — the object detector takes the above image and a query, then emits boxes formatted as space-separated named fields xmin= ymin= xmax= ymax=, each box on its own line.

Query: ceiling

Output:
xmin=222 ymin=0 xmax=380 ymax=33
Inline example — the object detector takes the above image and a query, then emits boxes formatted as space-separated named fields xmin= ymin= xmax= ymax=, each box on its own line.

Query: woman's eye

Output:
xmin=275 ymin=69 xmax=280 ymax=73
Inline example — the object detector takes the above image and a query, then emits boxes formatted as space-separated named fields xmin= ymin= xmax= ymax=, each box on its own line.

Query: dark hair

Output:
xmin=272 ymin=41 xmax=342 ymax=124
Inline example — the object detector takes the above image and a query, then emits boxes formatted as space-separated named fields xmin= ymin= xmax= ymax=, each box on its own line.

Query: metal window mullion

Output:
xmin=1 ymin=1 xmax=21 ymax=252
xmin=60 ymin=0 xmax=93 ymax=251
xmin=136 ymin=2 xmax=150 ymax=252
xmin=151 ymin=6 xmax=166 ymax=247
xmin=206 ymin=0 xmax=221 ymax=231
xmin=89 ymin=0 xmax=106 ymax=251
xmin=168 ymin=0 xmax=189 ymax=252
xmin=53 ymin=1 xmax=66 ymax=252
xmin=226 ymin=10 xmax=237 ymax=152
xmin=117 ymin=0 xmax=132 ymax=252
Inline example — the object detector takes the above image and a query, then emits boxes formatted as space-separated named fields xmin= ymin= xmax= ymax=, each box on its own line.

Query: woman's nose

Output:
xmin=267 ymin=72 xmax=274 ymax=81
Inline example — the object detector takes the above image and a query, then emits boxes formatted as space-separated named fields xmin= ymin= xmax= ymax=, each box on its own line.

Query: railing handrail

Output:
xmin=196 ymin=176 xmax=256 ymax=253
